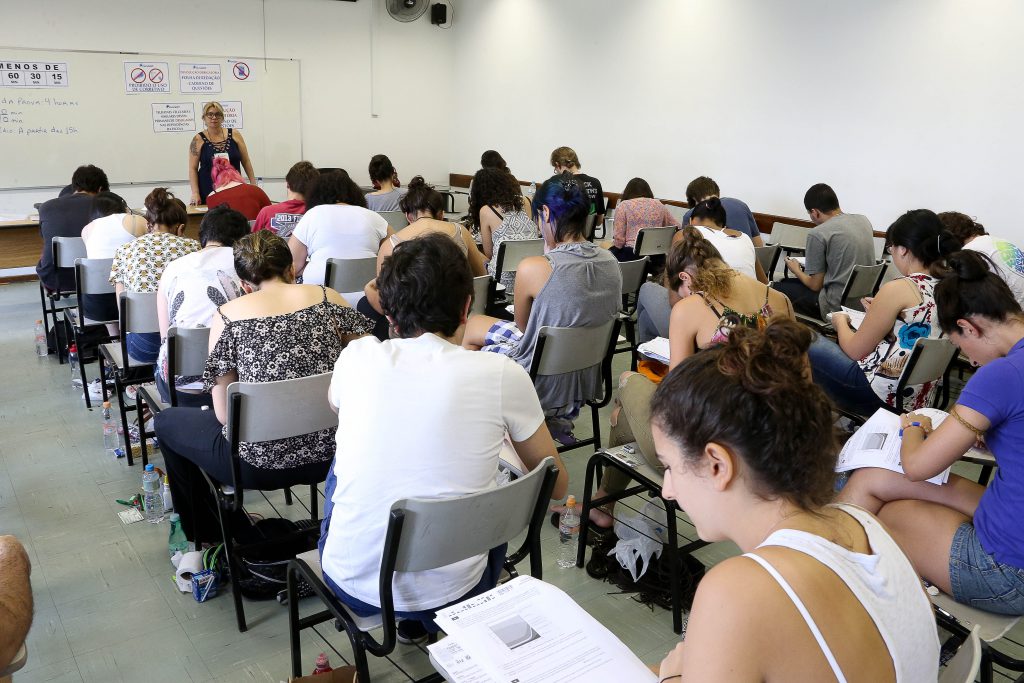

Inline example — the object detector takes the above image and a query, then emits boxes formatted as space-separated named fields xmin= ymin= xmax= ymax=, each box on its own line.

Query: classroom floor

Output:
xmin=1 ymin=278 xmax=1019 ymax=683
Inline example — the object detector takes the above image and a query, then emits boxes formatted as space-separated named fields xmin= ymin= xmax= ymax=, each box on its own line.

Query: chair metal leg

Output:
xmin=309 ymin=484 xmax=318 ymax=522
xmin=979 ymin=465 xmax=993 ymax=486
xmin=136 ymin=391 xmax=149 ymax=468
xmin=665 ymin=502 xmax=683 ymax=634
xmin=981 ymin=646 xmax=994 ymax=683
xmin=78 ymin=334 xmax=92 ymax=409
xmin=284 ymin=487 xmax=293 ymax=506
xmin=99 ymin=359 xmax=110 ymax=403
xmin=577 ymin=452 xmax=602 ymax=568
xmin=590 ymin=403 xmax=601 ymax=451
xmin=113 ymin=376 xmax=134 ymax=466
xmin=288 ymin=566 xmax=303 ymax=679
xmin=216 ymin=503 xmax=248 ymax=632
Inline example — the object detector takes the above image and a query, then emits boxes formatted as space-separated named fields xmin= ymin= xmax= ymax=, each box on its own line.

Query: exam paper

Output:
xmin=841 ymin=306 xmax=866 ymax=330
xmin=432 ymin=576 xmax=656 ymax=683
xmin=637 ymin=337 xmax=670 ymax=364
xmin=835 ymin=407 xmax=950 ymax=485
xmin=428 ymin=638 xmax=496 ymax=683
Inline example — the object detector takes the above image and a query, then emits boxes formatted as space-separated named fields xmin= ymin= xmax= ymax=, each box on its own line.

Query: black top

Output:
xmin=574 ymin=173 xmax=606 ymax=216
xmin=197 ymin=129 xmax=242 ymax=203
xmin=36 ymin=192 xmax=94 ymax=292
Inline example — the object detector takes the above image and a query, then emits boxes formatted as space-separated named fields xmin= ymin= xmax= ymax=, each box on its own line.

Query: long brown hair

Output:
xmin=666 ymin=228 xmax=734 ymax=299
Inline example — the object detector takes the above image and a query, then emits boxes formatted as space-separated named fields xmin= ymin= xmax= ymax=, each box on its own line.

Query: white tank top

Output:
xmin=743 ymin=504 xmax=939 ymax=682
xmin=695 ymin=225 xmax=757 ymax=279
xmin=84 ymin=213 xmax=138 ymax=259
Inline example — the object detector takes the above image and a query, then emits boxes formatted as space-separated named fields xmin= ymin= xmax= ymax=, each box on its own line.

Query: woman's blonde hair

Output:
xmin=666 ymin=228 xmax=735 ymax=299
xmin=203 ymin=101 xmax=225 ymax=118
xmin=549 ymin=146 xmax=580 ymax=169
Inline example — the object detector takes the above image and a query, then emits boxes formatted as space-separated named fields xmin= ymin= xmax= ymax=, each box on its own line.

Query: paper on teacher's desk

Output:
xmin=433 ymin=576 xmax=657 ymax=683
xmin=637 ymin=337 xmax=670 ymax=364
xmin=835 ymin=408 xmax=950 ymax=485
xmin=428 ymin=638 xmax=496 ymax=683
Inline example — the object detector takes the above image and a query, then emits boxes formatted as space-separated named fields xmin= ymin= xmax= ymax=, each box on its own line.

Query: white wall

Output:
xmin=0 ymin=0 xmax=455 ymax=216
xmin=450 ymin=0 xmax=1024 ymax=241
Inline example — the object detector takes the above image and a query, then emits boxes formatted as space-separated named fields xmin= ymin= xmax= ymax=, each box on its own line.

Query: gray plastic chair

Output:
xmin=933 ymin=592 xmax=1020 ymax=682
xmin=41 ymin=236 xmax=88 ymax=363
xmin=838 ymin=263 xmax=887 ymax=311
xmin=613 ymin=257 xmax=650 ymax=362
xmin=69 ymin=257 xmax=117 ymax=407
xmin=377 ymin=210 xmax=409 ymax=231
xmin=210 ymin=371 xmax=339 ymax=633
xmin=754 ymin=244 xmax=782 ymax=281
xmin=894 ymin=337 xmax=958 ymax=413
xmin=286 ymin=457 xmax=560 ymax=682
xmin=494 ymin=238 xmax=544 ymax=279
xmin=529 ymin=318 xmax=620 ymax=453
xmin=98 ymin=291 xmax=160 ymax=465
xmin=767 ymin=222 xmax=809 ymax=253
xmin=471 ymin=275 xmax=492 ymax=316
xmin=324 ymin=256 xmax=378 ymax=295
xmin=583 ymin=213 xmax=597 ymax=240
xmin=939 ymin=624 xmax=982 ymax=683
xmin=634 ymin=226 xmax=676 ymax=258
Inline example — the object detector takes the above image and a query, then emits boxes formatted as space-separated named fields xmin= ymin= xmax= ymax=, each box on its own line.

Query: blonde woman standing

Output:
xmin=188 ymin=101 xmax=256 ymax=205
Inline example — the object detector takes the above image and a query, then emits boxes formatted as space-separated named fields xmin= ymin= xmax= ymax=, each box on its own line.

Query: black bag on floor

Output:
xmin=231 ymin=517 xmax=319 ymax=600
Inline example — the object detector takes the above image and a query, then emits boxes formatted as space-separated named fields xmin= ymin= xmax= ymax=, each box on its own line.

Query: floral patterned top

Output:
xmin=612 ymin=197 xmax=678 ymax=249
xmin=202 ymin=286 xmax=373 ymax=469
xmin=109 ymin=231 xmax=200 ymax=292
xmin=859 ymin=273 xmax=941 ymax=410
xmin=485 ymin=205 xmax=540 ymax=290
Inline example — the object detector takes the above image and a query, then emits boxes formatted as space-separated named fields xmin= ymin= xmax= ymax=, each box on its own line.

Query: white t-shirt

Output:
xmin=695 ymin=226 xmax=758 ymax=279
xmin=966 ymin=234 xmax=1024 ymax=308
xmin=83 ymin=213 xmax=137 ymax=259
xmin=320 ymin=334 xmax=546 ymax=612
xmin=292 ymin=204 xmax=389 ymax=303
xmin=156 ymin=247 xmax=244 ymax=390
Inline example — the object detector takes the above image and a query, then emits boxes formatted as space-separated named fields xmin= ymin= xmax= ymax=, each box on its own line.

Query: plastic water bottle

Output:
xmin=311 ymin=652 xmax=333 ymax=675
xmin=142 ymin=465 xmax=164 ymax=523
xmin=68 ymin=344 xmax=81 ymax=387
xmin=34 ymin=320 xmax=47 ymax=357
xmin=256 ymin=176 xmax=264 ymax=189
xmin=162 ymin=476 xmax=173 ymax=513
xmin=101 ymin=402 xmax=119 ymax=458
xmin=527 ymin=181 xmax=537 ymax=198
xmin=557 ymin=495 xmax=581 ymax=569
xmin=167 ymin=513 xmax=188 ymax=557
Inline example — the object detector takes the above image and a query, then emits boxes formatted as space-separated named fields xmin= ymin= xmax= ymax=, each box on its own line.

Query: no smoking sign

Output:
xmin=124 ymin=61 xmax=170 ymax=94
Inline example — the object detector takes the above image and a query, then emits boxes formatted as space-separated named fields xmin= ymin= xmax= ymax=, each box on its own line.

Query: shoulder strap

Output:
xmin=744 ymin=553 xmax=847 ymax=683
xmin=489 ymin=205 xmax=504 ymax=221
xmin=199 ymin=132 xmax=210 ymax=143
xmin=216 ymin=306 xmax=231 ymax=325
xmin=320 ymin=284 xmax=329 ymax=303
xmin=763 ymin=284 xmax=771 ymax=307
xmin=699 ymin=292 xmax=724 ymax=318
xmin=227 ymin=128 xmax=234 ymax=140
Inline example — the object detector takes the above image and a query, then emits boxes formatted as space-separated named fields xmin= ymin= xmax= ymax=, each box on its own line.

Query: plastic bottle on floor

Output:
xmin=34 ymin=320 xmax=47 ymax=357
xmin=162 ymin=476 xmax=173 ymax=513
xmin=142 ymin=464 xmax=164 ymax=523
xmin=101 ymin=402 xmax=119 ymax=458
xmin=68 ymin=344 xmax=80 ymax=387
xmin=557 ymin=495 xmax=581 ymax=569
xmin=311 ymin=652 xmax=333 ymax=675
xmin=167 ymin=513 xmax=188 ymax=557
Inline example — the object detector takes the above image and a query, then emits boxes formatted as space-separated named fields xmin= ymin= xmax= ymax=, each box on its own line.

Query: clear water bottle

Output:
xmin=162 ymin=476 xmax=173 ymax=513
xmin=68 ymin=344 xmax=81 ymax=387
xmin=167 ymin=513 xmax=188 ymax=557
xmin=142 ymin=464 xmax=164 ymax=523
xmin=101 ymin=402 xmax=119 ymax=458
xmin=34 ymin=320 xmax=47 ymax=357
xmin=527 ymin=181 xmax=537 ymax=198
xmin=557 ymin=495 xmax=581 ymax=569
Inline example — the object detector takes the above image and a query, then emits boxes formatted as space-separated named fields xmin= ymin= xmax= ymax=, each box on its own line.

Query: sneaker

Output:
xmin=396 ymin=619 xmax=429 ymax=645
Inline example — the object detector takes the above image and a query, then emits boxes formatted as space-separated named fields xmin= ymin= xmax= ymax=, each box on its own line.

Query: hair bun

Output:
xmin=946 ymin=249 xmax=993 ymax=282
xmin=716 ymin=320 xmax=813 ymax=398
xmin=407 ymin=175 xmax=429 ymax=190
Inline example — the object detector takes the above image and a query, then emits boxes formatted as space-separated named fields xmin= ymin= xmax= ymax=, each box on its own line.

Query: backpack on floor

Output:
xmin=230 ymin=517 xmax=319 ymax=600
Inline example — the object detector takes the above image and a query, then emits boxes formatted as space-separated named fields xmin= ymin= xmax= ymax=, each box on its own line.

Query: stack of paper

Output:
xmin=427 ymin=576 xmax=656 ymax=682
xmin=835 ymin=408 xmax=951 ymax=485
xmin=637 ymin=337 xmax=670 ymax=364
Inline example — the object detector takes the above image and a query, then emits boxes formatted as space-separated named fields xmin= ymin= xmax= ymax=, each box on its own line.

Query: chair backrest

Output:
xmin=167 ymin=326 xmax=212 ymax=378
xmin=583 ymin=213 xmax=597 ymax=240
xmin=768 ymin=222 xmax=809 ymax=250
xmin=839 ymin=263 xmax=887 ymax=309
xmin=530 ymin=318 xmax=618 ymax=377
xmin=377 ymin=210 xmax=409 ymax=232
xmin=75 ymin=258 xmax=115 ymax=296
xmin=634 ymin=226 xmax=676 ymax=257
xmin=878 ymin=261 xmax=900 ymax=288
xmin=618 ymin=257 xmax=649 ymax=299
xmin=899 ymin=338 xmax=958 ymax=388
xmin=938 ymin=625 xmax=981 ymax=683
xmin=53 ymin=236 xmax=87 ymax=268
xmin=324 ymin=257 xmax=378 ymax=295
xmin=226 ymin=372 xmax=338 ymax=444
xmin=754 ymin=244 xmax=782 ymax=279
xmin=119 ymin=291 xmax=160 ymax=335
xmin=494 ymin=238 xmax=545 ymax=276
xmin=388 ymin=457 xmax=558 ymax=574
xmin=471 ymin=275 xmax=491 ymax=316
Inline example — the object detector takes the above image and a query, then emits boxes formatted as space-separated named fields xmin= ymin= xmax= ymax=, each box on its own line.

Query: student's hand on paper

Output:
xmin=900 ymin=412 xmax=933 ymax=434
xmin=658 ymin=642 xmax=686 ymax=680
xmin=860 ymin=296 xmax=874 ymax=310
xmin=831 ymin=311 xmax=850 ymax=327
xmin=785 ymin=257 xmax=800 ymax=274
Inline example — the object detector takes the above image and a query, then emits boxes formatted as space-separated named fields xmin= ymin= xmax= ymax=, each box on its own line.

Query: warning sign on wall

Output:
xmin=179 ymin=63 xmax=222 ymax=94
xmin=124 ymin=62 xmax=170 ymax=94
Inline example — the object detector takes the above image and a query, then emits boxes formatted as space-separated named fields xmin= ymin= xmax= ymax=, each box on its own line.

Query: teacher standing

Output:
xmin=188 ymin=101 xmax=256 ymax=206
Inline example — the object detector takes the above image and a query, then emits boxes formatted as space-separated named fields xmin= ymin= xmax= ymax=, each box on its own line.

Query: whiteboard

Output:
xmin=0 ymin=48 xmax=301 ymax=189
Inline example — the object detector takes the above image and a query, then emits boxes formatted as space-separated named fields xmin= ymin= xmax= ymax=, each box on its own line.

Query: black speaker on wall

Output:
xmin=430 ymin=3 xmax=447 ymax=25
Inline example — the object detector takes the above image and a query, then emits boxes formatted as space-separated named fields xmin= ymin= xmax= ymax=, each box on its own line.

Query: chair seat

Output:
xmin=963 ymin=448 xmax=996 ymax=467
xmin=99 ymin=342 xmax=154 ymax=371
xmin=66 ymin=308 xmax=115 ymax=329
xmin=138 ymin=385 xmax=169 ymax=415
xmin=295 ymin=549 xmax=384 ymax=632
xmin=933 ymin=590 xmax=1020 ymax=642
xmin=0 ymin=642 xmax=27 ymax=676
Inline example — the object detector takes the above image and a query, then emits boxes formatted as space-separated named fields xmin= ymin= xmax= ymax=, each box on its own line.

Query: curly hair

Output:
xmin=144 ymin=188 xmax=187 ymax=229
xmin=399 ymin=176 xmax=445 ymax=217
xmin=306 ymin=170 xmax=367 ymax=210
xmin=937 ymin=211 xmax=986 ymax=244
xmin=666 ymin=228 xmax=734 ymax=299
xmin=651 ymin=319 xmax=838 ymax=511
xmin=470 ymin=167 xmax=523 ymax=228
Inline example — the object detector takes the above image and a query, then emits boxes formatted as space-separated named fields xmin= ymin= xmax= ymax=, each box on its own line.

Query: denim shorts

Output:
xmin=950 ymin=522 xmax=1024 ymax=616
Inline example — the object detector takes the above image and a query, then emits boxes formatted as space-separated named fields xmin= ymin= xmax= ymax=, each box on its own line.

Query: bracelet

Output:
xmin=659 ymin=676 xmax=682 ymax=683
xmin=949 ymin=407 xmax=986 ymax=440
xmin=898 ymin=422 xmax=923 ymax=438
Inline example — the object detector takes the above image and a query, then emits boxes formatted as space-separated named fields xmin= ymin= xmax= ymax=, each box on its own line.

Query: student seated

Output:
xmin=318 ymin=233 xmax=567 ymax=642
xmin=577 ymin=231 xmax=793 ymax=526
xmin=463 ymin=173 xmax=621 ymax=445
xmin=288 ymin=170 xmax=392 ymax=304
xmin=364 ymin=154 xmax=406 ymax=212
xmin=939 ymin=211 xmax=1024 ymax=308
xmin=652 ymin=320 xmax=938 ymax=681
xmin=685 ymin=198 xmax=766 ymax=282
xmin=682 ymin=175 xmax=763 ymax=247
xmin=360 ymin=176 xmax=486 ymax=338
xmin=37 ymin=164 xmax=109 ymax=294
xmin=776 ymin=183 xmax=876 ymax=319
xmin=809 ymin=209 xmax=961 ymax=416
xmin=155 ymin=206 xmax=249 ymax=407
xmin=550 ymin=146 xmax=605 ymax=228
xmin=470 ymin=167 xmax=538 ymax=290
xmin=609 ymin=177 xmax=677 ymax=262
xmin=839 ymin=250 xmax=1024 ymax=616
xmin=109 ymin=188 xmax=200 ymax=364
xmin=205 ymin=157 xmax=272 ymax=220
xmin=81 ymin=192 xmax=147 ymax=332
xmin=154 ymin=231 xmax=372 ymax=545
xmin=252 ymin=160 xmax=318 ymax=238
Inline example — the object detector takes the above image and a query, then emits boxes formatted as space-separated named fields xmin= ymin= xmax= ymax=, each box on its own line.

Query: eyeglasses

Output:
xmin=205 ymin=112 xmax=224 ymax=119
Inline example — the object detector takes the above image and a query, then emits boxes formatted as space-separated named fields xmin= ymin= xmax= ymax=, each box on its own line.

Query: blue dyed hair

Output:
xmin=532 ymin=172 xmax=590 ymax=242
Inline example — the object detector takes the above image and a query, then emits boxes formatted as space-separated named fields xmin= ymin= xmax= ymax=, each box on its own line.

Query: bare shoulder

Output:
xmin=232 ymin=129 xmax=247 ymax=142
xmin=692 ymin=555 xmax=784 ymax=624
xmin=767 ymin=286 xmax=793 ymax=313
xmin=517 ymin=254 xmax=552 ymax=277
xmin=323 ymin=286 xmax=349 ymax=307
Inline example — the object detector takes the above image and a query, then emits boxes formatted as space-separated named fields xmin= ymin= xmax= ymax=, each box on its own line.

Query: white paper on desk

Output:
xmin=835 ymin=408 xmax=950 ymax=485
xmin=792 ymin=256 xmax=806 ymax=266
xmin=434 ymin=576 xmax=656 ymax=683
xmin=637 ymin=337 xmax=670 ymax=364
xmin=428 ymin=638 xmax=497 ymax=683
xmin=840 ymin=306 xmax=866 ymax=330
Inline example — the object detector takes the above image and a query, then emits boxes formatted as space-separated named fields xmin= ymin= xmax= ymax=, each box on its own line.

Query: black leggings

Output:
xmin=154 ymin=406 xmax=331 ymax=544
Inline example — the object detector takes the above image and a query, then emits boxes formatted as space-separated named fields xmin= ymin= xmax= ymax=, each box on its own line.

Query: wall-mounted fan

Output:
xmin=386 ymin=0 xmax=429 ymax=22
